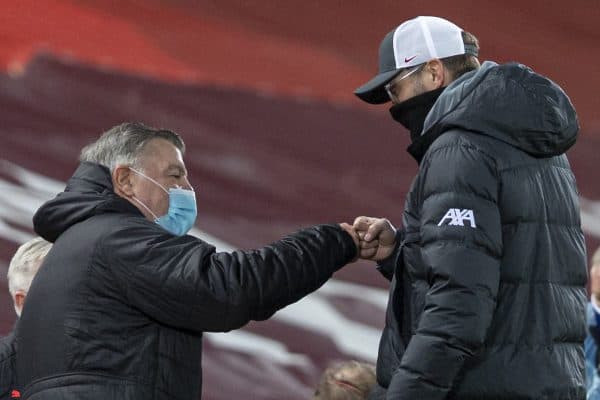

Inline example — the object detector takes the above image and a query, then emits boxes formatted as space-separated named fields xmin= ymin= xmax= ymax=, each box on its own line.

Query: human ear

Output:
xmin=14 ymin=290 xmax=26 ymax=317
xmin=112 ymin=165 xmax=135 ymax=197
xmin=426 ymin=59 xmax=446 ymax=88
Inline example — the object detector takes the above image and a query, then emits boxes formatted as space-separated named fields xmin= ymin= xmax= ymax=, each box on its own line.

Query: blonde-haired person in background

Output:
xmin=1 ymin=237 xmax=52 ymax=400
xmin=313 ymin=360 xmax=376 ymax=400
xmin=7 ymin=237 xmax=52 ymax=316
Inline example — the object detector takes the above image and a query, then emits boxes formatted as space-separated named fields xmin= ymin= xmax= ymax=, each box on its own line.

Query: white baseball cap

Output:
xmin=355 ymin=16 xmax=479 ymax=104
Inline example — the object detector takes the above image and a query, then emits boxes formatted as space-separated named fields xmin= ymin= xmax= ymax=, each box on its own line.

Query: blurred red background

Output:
xmin=1 ymin=1 xmax=598 ymax=399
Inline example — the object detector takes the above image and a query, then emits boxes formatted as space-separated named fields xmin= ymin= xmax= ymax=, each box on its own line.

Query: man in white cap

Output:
xmin=352 ymin=16 xmax=586 ymax=399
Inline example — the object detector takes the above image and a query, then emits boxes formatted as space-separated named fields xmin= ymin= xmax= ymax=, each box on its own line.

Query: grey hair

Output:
xmin=7 ymin=236 xmax=52 ymax=296
xmin=80 ymin=122 xmax=186 ymax=171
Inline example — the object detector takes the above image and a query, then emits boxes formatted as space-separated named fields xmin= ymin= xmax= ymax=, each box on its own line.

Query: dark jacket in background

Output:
xmin=0 ymin=329 xmax=16 ymax=400
xmin=374 ymin=62 xmax=587 ymax=400
xmin=17 ymin=162 xmax=357 ymax=399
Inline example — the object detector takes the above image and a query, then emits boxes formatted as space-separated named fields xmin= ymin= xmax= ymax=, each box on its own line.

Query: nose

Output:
xmin=182 ymin=176 xmax=193 ymax=191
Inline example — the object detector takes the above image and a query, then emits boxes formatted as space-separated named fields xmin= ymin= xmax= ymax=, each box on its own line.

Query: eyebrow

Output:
xmin=167 ymin=165 xmax=187 ymax=175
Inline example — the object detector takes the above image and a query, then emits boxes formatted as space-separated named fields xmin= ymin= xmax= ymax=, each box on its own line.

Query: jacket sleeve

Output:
xmin=101 ymin=222 xmax=356 ymax=333
xmin=376 ymin=230 xmax=404 ymax=281
xmin=386 ymin=143 xmax=503 ymax=400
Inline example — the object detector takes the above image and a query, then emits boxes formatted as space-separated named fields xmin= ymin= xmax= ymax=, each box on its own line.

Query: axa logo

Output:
xmin=437 ymin=208 xmax=477 ymax=228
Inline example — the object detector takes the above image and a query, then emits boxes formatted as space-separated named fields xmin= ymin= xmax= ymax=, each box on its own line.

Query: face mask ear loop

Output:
xmin=129 ymin=167 xmax=170 ymax=195
xmin=131 ymin=196 xmax=160 ymax=221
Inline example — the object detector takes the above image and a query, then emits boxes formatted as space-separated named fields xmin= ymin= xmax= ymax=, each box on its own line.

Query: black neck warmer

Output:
xmin=388 ymin=87 xmax=445 ymax=142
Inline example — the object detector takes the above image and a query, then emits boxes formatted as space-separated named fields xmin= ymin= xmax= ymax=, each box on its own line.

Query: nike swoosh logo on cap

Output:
xmin=404 ymin=55 xmax=417 ymax=63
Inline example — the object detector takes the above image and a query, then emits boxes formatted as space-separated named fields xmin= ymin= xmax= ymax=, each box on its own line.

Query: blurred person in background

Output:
xmin=16 ymin=122 xmax=360 ymax=400
xmin=1 ymin=237 xmax=51 ymax=400
xmin=313 ymin=360 xmax=376 ymax=400
xmin=352 ymin=16 xmax=586 ymax=399
xmin=587 ymin=247 xmax=600 ymax=400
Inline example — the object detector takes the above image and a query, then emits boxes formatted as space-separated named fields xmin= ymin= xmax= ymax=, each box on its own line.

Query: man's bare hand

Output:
xmin=353 ymin=216 xmax=397 ymax=261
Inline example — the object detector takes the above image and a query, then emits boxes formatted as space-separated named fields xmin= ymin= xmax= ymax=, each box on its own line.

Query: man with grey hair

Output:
xmin=16 ymin=121 xmax=359 ymax=399
xmin=1 ymin=237 xmax=51 ymax=400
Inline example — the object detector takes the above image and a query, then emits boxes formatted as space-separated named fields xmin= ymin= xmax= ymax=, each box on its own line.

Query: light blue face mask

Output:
xmin=129 ymin=168 xmax=197 ymax=236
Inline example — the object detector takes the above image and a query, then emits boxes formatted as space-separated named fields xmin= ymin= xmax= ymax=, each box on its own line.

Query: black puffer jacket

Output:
xmin=17 ymin=162 xmax=357 ymax=399
xmin=374 ymin=62 xmax=587 ymax=399
xmin=0 ymin=329 xmax=17 ymax=400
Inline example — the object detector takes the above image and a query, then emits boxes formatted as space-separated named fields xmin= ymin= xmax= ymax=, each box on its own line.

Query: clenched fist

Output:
xmin=353 ymin=216 xmax=397 ymax=261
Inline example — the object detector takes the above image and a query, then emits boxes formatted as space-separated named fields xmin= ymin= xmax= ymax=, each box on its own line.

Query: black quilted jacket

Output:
xmin=0 ymin=329 xmax=16 ymax=400
xmin=374 ymin=62 xmax=587 ymax=400
xmin=17 ymin=162 xmax=356 ymax=399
